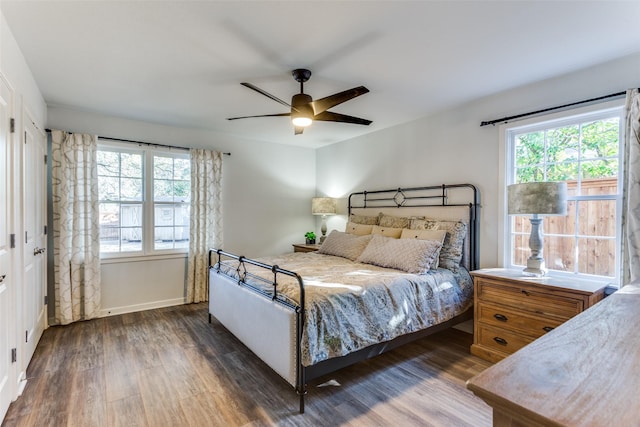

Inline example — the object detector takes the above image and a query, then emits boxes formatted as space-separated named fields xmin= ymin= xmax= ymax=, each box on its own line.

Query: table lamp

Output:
xmin=507 ymin=182 xmax=568 ymax=276
xmin=311 ymin=197 xmax=337 ymax=244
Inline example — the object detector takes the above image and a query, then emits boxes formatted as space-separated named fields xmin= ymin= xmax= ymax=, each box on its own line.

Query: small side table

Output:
xmin=292 ymin=243 xmax=321 ymax=253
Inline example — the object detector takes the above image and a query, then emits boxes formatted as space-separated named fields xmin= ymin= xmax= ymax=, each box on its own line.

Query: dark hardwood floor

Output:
xmin=2 ymin=303 xmax=493 ymax=427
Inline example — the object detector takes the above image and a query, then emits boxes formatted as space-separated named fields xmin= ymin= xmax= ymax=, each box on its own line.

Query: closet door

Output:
xmin=0 ymin=76 xmax=14 ymax=422
xmin=21 ymin=115 xmax=46 ymax=369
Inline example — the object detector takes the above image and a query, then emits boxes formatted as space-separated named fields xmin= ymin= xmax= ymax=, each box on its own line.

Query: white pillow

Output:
xmin=356 ymin=234 xmax=443 ymax=274
xmin=371 ymin=225 xmax=403 ymax=239
xmin=345 ymin=222 xmax=373 ymax=236
xmin=317 ymin=230 xmax=373 ymax=261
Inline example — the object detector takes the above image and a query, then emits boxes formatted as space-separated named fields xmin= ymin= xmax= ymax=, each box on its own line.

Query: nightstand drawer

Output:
xmin=476 ymin=324 xmax=535 ymax=355
xmin=477 ymin=302 xmax=562 ymax=338
xmin=477 ymin=280 xmax=583 ymax=320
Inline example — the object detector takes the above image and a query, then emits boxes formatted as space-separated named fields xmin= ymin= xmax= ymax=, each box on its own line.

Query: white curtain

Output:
xmin=51 ymin=130 xmax=101 ymax=324
xmin=187 ymin=149 xmax=223 ymax=303
xmin=622 ymin=89 xmax=640 ymax=284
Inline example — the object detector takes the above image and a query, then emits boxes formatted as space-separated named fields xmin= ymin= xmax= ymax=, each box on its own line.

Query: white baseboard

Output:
xmin=99 ymin=297 xmax=186 ymax=317
xmin=16 ymin=371 xmax=27 ymax=397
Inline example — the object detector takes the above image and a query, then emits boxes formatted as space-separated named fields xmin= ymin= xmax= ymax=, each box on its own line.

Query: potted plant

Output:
xmin=305 ymin=231 xmax=316 ymax=244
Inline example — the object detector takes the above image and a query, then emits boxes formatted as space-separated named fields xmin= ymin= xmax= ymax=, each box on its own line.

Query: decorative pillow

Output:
xmin=317 ymin=230 xmax=373 ymax=261
xmin=371 ymin=225 xmax=403 ymax=239
xmin=356 ymin=234 xmax=442 ymax=274
xmin=410 ymin=218 xmax=467 ymax=270
xmin=378 ymin=213 xmax=410 ymax=229
xmin=408 ymin=218 xmax=440 ymax=230
xmin=345 ymin=222 xmax=373 ymax=236
xmin=400 ymin=229 xmax=447 ymax=269
xmin=349 ymin=213 xmax=380 ymax=225
xmin=439 ymin=221 xmax=468 ymax=270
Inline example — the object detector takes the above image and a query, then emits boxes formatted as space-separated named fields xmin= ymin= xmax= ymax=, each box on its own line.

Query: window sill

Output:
xmin=100 ymin=252 xmax=187 ymax=265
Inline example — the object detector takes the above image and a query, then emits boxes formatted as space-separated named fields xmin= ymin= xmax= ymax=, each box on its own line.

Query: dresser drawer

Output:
xmin=477 ymin=302 xmax=562 ymax=338
xmin=476 ymin=323 xmax=535 ymax=355
xmin=476 ymin=279 xmax=583 ymax=320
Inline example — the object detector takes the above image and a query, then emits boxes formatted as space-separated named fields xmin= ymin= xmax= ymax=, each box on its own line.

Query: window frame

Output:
xmin=97 ymin=140 xmax=190 ymax=260
xmin=500 ymin=100 xmax=624 ymax=284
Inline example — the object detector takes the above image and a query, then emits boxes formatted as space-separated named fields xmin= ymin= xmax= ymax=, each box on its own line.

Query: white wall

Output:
xmin=317 ymin=53 xmax=640 ymax=269
xmin=0 ymin=12 xmax=46 ymax=125
xmin=47 ymin=106 xmax=316 ymax=314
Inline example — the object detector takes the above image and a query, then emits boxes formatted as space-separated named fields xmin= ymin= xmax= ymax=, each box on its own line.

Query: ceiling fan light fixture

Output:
xmin=228 ymin=68 xmax=371 ymax=133
xmin=291 ymin=116 xmax=313 ymax=127
xmin=291 ymin=93 xmax=314 ymax=127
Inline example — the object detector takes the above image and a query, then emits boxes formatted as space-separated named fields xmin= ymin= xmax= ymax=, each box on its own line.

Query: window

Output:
xmin=97 ymin=142 xmax=190 ymax=256
xmin=152 ymin=155 xmax=190 ymax=250
xmin=505 ymin=104 xmax=623 ymax=282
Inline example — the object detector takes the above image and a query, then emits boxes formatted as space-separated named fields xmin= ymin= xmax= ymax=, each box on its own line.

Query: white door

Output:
xmin=0 ymin=76 xmax=14 ymax=421
xmin=21 ymin=115 xmax=46 ymax=369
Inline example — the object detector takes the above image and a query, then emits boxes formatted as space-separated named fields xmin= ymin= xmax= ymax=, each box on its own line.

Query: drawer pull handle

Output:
xmin=521 ymin=289 xmax=530 ymax=296
xmin=493 ymin=313 xmax=508 ymax=322
xmin=543 ymin=326 xmax=555 ymax=332
xmin=493 ymin=337 xmax=508 ymax=346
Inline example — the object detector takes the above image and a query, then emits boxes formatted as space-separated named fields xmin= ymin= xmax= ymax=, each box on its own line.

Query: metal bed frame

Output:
xmin=208 ymin=183 xmax=480 ymax=413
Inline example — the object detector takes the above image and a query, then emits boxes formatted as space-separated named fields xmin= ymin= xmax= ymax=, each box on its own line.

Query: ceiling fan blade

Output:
xmin=294 ymin=126 xmax=304 ymax=135
xmin=314 ymin=111 xmax=372 ymax=126
xmin=310 ymin=86 xmax=369 ymax=115
xmin=241 ymin=82 xmax=294 ymax=109
xmin=227 ymin=112 xmax=291 ymax=120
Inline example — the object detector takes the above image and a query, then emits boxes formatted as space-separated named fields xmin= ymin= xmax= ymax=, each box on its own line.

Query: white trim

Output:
xmin=498 ymin=122 xmax=509 ymax=267
xmin=97 ymin=141 xmax=190 ymax=257
xmin=0 ymin=71 xmax=19 ymax=415
xmin=98 ymin=297 xmax=185 ymax=317
xmin=15 ymin=373 xmax=26 ymax=397
xmin=502 ymin=99 xmax=624 ymax=132
xmin=100 ymin=252 xmax=187 ymax=265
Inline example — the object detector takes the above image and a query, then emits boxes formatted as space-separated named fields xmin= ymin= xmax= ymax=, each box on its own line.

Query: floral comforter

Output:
xmin=215 ymin=252 xmax=473 ymax=366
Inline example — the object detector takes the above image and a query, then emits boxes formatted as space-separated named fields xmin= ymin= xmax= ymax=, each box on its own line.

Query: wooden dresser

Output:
xmin=467 ymin=281 xmax=640 ymax=427
xmin=470 ymin=268 xmax=606 ymax=363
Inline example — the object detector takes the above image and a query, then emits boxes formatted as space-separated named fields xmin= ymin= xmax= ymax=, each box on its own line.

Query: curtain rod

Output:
xmin=45 ymin=129 xmax=231 ymax=156
xmin=480 ymin=90 xmax=628 ymax=127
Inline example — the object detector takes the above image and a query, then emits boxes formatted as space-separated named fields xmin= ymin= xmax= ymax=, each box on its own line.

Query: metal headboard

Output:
xmin=348 ymin=183 xmax=480 ymax=271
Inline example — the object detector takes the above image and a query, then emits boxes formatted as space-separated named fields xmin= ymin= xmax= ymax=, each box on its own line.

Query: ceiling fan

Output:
xmin=227 ymin=68 xmax=372 ymax=135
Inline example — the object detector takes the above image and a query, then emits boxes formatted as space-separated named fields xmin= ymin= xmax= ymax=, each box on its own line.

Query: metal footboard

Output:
xmin=208 ymin=249 xmax=308 ymax=413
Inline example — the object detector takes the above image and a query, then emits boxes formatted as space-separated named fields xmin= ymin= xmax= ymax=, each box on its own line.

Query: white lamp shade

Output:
xmin=311 ymin=197 xmax=337 ymax=215
xmin=508 ymin=182 xmax=568 ymax=216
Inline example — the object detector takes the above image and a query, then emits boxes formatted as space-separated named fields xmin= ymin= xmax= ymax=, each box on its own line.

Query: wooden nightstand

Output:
xmin=470 ymin=268 xmax=606 ymax=363
xmin=292 ymin=243 xmax=321 ymax=253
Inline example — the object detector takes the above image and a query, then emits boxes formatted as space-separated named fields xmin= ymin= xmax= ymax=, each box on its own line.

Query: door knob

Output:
xmin=0 ymin=274 xmax=6 ymax=283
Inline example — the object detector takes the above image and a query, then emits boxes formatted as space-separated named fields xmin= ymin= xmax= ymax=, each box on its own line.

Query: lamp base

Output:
xmin=523 ymin=257 xmax=547 ymax=277
xmin=319 ymin=214 xmax=328 ymax=244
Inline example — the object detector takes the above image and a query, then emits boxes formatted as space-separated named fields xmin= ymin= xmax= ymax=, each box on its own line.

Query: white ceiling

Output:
xmin=2 ymin=1 xmax=640 ymax=148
